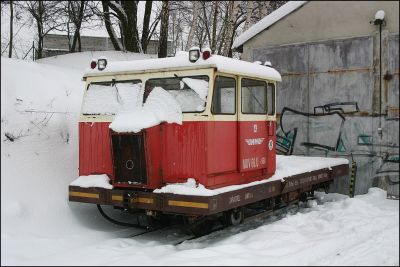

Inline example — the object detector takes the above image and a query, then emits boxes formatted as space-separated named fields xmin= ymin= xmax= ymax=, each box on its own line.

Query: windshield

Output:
xmin=81 ymin=80 xmax=142 ymax=115
xmin=145 ymin=75 xmax=209 ymax=113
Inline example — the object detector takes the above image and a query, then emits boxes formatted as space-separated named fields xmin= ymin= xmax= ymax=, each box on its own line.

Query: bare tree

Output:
xmin=243 ymin=1 xmax=253 ymax=31
xmin=222 ymin=1 xmax=240 ymax=57
xmin=101 ymin=0 xmax=141 ymax=52
xmin=67 ymin=1 xmax=87 ymax=52
xmin=185 ymin=1 xmax=200 ymax=50
xmin=25 ymin=1 xmax=64 ymax=59
xmin=141 ymin=0 xmax=152 ymax=53
xmin=97 ymin=1 xmax=161 ymax=53
xmin=210 ymin=1 xmax=218 ymax=53
xmin=8 ymin=0 xmax=13 ymax=58
xmin=101 ymin=0 xmax=122 ymax=51
xmin=158 ymin=0 xmax=169 ymax=58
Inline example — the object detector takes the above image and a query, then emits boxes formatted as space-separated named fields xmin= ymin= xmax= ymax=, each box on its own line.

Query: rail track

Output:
xmin=127 ymin=200 xmax=307 ymax=246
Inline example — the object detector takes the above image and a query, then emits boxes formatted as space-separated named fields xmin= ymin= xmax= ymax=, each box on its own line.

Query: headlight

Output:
xmin=98 ymin=57 xmax=107 ymax=71
xmin=189 ymin=47 xmax=200 ymax=63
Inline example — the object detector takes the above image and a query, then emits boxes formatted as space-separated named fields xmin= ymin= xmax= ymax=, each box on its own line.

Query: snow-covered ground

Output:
xmin=1 ymin=53 xmax=399 ymax=266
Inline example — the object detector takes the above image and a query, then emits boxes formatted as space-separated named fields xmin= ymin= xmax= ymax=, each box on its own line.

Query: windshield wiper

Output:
xmin=112 ymin=78 xmax=122 ymax=103
xmin=174 ymin=73 xmax=194 ymax=91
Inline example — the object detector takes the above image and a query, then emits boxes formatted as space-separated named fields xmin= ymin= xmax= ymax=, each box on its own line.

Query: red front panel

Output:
xmin=79 ymin=122 xmax=113 ymax=177
xmin=161 ymin=122 xmax=207 ymax=184
xmin=239 ymin=121 xmax=268 ymax=172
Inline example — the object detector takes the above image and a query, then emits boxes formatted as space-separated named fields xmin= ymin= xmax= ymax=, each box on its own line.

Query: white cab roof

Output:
xmin=83 ymin=53 xmax=282 ymax=82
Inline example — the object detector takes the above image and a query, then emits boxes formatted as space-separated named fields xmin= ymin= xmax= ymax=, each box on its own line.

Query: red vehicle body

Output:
xmin=78 ymin=53 xmax=280 ymax=191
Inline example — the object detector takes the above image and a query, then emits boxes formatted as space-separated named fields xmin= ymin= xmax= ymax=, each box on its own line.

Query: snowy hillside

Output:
xmin=1 ymin=54 xmax=399 ymax=266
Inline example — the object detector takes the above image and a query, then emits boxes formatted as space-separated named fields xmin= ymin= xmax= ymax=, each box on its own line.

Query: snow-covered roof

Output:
xmin=232 ymin=1 xmax=308 ymax=49
xmin=83 ymin=53 xmax=282 ymax=82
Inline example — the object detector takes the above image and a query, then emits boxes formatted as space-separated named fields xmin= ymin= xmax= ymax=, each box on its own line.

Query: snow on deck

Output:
xmin=232 ymin=1 xmax=308 ymax=49
xmin=83 ymin=53 xmax=282 ymax=82
xmin=154 ymin=155 xmax=349 ymax=196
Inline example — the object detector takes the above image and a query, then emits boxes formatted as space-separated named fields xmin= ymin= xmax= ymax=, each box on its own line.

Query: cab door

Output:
xmin=238 ymin=78 xmax=269 ymax=172
xmin=207 ymin=75 xmax=238 ymax=176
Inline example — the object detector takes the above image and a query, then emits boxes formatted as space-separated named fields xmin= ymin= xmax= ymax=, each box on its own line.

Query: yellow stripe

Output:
xmin=168 ymin=200 xmax=209 ymax=209
xmin=132 ymin=197 xmax=154 ymax=204
xmin=112 ymin=195 xmax=123 ymax=201
xmin=69 ymin=191 xmax=99 ymax=199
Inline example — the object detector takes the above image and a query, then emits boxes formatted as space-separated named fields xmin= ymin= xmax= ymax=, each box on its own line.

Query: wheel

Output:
xmin=299 ymin=192 xmax=308 ymax=202
xmin=323 ymin=182 xmax=330 ymax=194
xmin=263 ymin=198 xmax=275 ymax=210
xmin=227 ymin=208 xmax=244 ymax=226
xmin=190 ymin=219 xmax=215 ymax=237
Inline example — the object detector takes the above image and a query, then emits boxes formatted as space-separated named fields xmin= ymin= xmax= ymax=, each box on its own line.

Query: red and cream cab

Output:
xmin=78 ymin=48 xmax=281 ymax=192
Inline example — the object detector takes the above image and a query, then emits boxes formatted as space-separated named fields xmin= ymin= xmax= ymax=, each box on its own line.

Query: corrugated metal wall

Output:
xmin=252 ymin=34 xmax=399 ymax=196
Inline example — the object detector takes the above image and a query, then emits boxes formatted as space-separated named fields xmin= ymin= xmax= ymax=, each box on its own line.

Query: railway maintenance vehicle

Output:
xmin=69 ymin=48 xmax=349 ymax=235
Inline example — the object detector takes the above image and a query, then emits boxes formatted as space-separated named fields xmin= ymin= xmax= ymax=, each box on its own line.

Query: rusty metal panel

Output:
xmin=253 ymin=44 xmax=308 ymax=112
xmin=309 ymin=37 xmax=373 ymax=72
xmin=276 ymin=75 xmax=308 ymax=112
xmin=308 ymin=37 xmax=374 ymax=112
xmin=309 ymin=71 xmax=374 ymax=113
xmin=253 ymin=44 xmax=308 ymax=74
xmin=252 ymin=35 xmax=399 ymax=196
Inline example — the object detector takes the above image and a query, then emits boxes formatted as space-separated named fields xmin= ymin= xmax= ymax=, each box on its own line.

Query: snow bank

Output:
xmin=1 ymin=56 xmax=143 ymax=265
xmin=70 ymin=174 xmax=113 ymax=189
xmin=154 ymin=155 xmax=349 ymax=196
xmin=36 ymin=51 xmax=155 ymax=70
xmin=109 ymin=86 xmax=183 ymax=133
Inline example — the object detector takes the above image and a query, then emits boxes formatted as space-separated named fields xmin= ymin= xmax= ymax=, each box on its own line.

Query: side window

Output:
xmin=241 ymin=78 xmax=267 ymax=114
xmin=267 ymin=83 xmax=275 ymax=115
xmin=211 ymin=76 xmax=236 ymax=114
xmin=145 ymin=75 xmax=209 ymax=113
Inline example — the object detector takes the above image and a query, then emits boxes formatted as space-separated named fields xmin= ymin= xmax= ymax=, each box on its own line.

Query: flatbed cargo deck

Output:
xmin=69 ymin=155 xmax=349 ymax=216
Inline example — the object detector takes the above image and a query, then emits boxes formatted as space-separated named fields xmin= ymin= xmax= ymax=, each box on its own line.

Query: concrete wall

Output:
xmin=43 ymin=34 xmax=173 ymax=57
xmin=242 ymin=1 xmax=399 ymax=59
xmin=241 ymin=1 xmax=399 ymax=197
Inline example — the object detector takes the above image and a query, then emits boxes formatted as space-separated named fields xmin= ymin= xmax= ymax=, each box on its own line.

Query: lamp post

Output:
xmin=372 ymin=10 xmax=386 ymax=139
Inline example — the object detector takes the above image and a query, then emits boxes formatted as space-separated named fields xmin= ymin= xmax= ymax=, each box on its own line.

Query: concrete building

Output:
xmin=42 ymin=34 xmax=173 ymax=58
xmin=233 ymin=1 xmax=399 ymax=197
